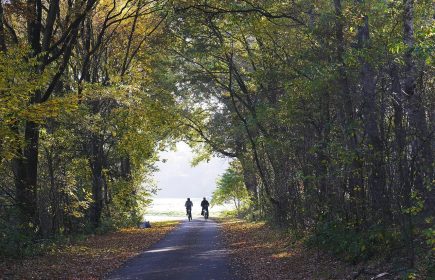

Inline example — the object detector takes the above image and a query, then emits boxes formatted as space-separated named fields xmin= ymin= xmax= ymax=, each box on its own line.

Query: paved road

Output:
xmin=107 ymin=219 xmax=236 ymax=280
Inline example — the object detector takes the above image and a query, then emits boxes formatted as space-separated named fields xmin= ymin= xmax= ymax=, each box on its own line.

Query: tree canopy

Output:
xmin=0 ymin=0 xmax=433 ymax=275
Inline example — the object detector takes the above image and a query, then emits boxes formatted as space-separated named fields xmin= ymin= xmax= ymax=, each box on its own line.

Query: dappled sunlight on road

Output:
xmin=146 ymin=246 xmax=186 ymax=254
xmin=107 ymin=220 xmax=235 ymax=280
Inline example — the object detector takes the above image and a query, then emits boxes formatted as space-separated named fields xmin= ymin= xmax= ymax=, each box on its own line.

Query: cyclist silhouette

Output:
xmin=201 ymin=197 xmax=209 ymax=216
xmin=185 ymin=198 xmax=193 ymax=215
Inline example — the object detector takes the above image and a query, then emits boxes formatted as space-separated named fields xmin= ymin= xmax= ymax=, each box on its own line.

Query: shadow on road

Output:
xmin=107 ymin=219 xmax=236 ymax=280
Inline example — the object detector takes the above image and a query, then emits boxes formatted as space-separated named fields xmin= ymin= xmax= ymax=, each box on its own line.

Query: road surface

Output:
xmin=107 ymin=219 xmax=236 ymax=280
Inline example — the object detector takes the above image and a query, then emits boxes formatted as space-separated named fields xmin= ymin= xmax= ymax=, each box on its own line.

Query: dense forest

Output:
xmin=0 ymin=0 xmax=433 ymax=275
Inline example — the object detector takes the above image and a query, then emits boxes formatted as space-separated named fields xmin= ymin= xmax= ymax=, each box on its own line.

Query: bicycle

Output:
xmin=187 ymin=208 xmax=192 ymax=221
xmin=203 ymin=208 xmax=209 ymax=220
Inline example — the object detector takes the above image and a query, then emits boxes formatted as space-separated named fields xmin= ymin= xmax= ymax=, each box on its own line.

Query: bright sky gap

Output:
xmin=153 ymin=142 xmax=229 ymax=199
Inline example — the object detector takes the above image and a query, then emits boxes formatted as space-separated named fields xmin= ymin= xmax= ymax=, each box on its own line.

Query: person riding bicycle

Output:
xmin=185 ymin=198 xmax=193 ymax=215
xmin=201 ymin=197 xmax=209 ymax=216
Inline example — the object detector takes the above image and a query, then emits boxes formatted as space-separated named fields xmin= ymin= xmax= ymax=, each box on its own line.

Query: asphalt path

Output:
xmin=107 ymin=218 xmax=236 ymax=280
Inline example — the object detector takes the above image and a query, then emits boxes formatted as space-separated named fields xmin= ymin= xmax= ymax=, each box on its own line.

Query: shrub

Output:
xmin=307 ymin=220 xmax=401 ymax=263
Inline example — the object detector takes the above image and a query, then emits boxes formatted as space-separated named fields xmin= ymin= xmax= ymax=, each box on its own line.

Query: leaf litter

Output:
xmin=0 ymin=221 xmax=179 ymax=279
xmin=218 ymin=219 xmax=415 ymax=280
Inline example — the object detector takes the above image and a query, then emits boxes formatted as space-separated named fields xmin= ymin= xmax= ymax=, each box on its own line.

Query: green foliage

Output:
xmin=0 ymin=211 xmax=35 ymax=257
xmin=0 ymin=46 xmax=50 ymax=159
xmin=212 ymin=161 xmax=250 ymax=213
xmin=422 ymin=223 xmax=435 ymax=278
xmin=0 ymin=209 xmax=74 ymax=258
xmin=423 ymin=225 xmax=435 ymax=249
xmin=308 ymin=221 xmax=401 ymax=263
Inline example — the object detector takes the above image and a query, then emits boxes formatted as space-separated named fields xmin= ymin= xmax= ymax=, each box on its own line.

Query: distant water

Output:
xmin=144 ymin=197 xmax=234 ymax=222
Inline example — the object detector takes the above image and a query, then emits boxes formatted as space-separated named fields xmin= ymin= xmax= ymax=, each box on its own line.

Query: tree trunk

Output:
xmin=13 ymin=121 xmax=40 ymax=227
xmin=121 ymin=156 xmax=132 ymax=180
xmin=356 ymin=2 xmax=388 ymax=222
xmin=316 ymin=89 xmax=331 ymax=210
xmin=240 ymin=157 xmax=259 ymax=219
xmin=12 ymin=0 xmax=88 ymax=230
xmin=391 ymin=63 xmax=414 ymax=266
xmin=89 ymin=133 xmax=104 ymax=228
xmin=11 ymin=0 xmax=43 ymax=229
xmin=333 ymin=0 xmax=365 ymax=224
xmin=403 ymin=0 xmax=434 ymax=216
xmin=0 ymin=1 xmax=6 ymax=51
xmin=46 ymin=146 xmax=60 ymax=236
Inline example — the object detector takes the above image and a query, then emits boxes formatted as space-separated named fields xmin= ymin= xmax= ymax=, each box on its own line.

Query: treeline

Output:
xmin=0 ymin=0 xmax=178 ymax=256
xmin=168 ymin=0 xmax=434 ymax=267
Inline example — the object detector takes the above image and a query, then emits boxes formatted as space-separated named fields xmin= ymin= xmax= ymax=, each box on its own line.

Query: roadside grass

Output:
xmin=218 ymin=218 xmax=430 ymax=280
xmin=0 ymin=221 xmax=179 ymax=279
